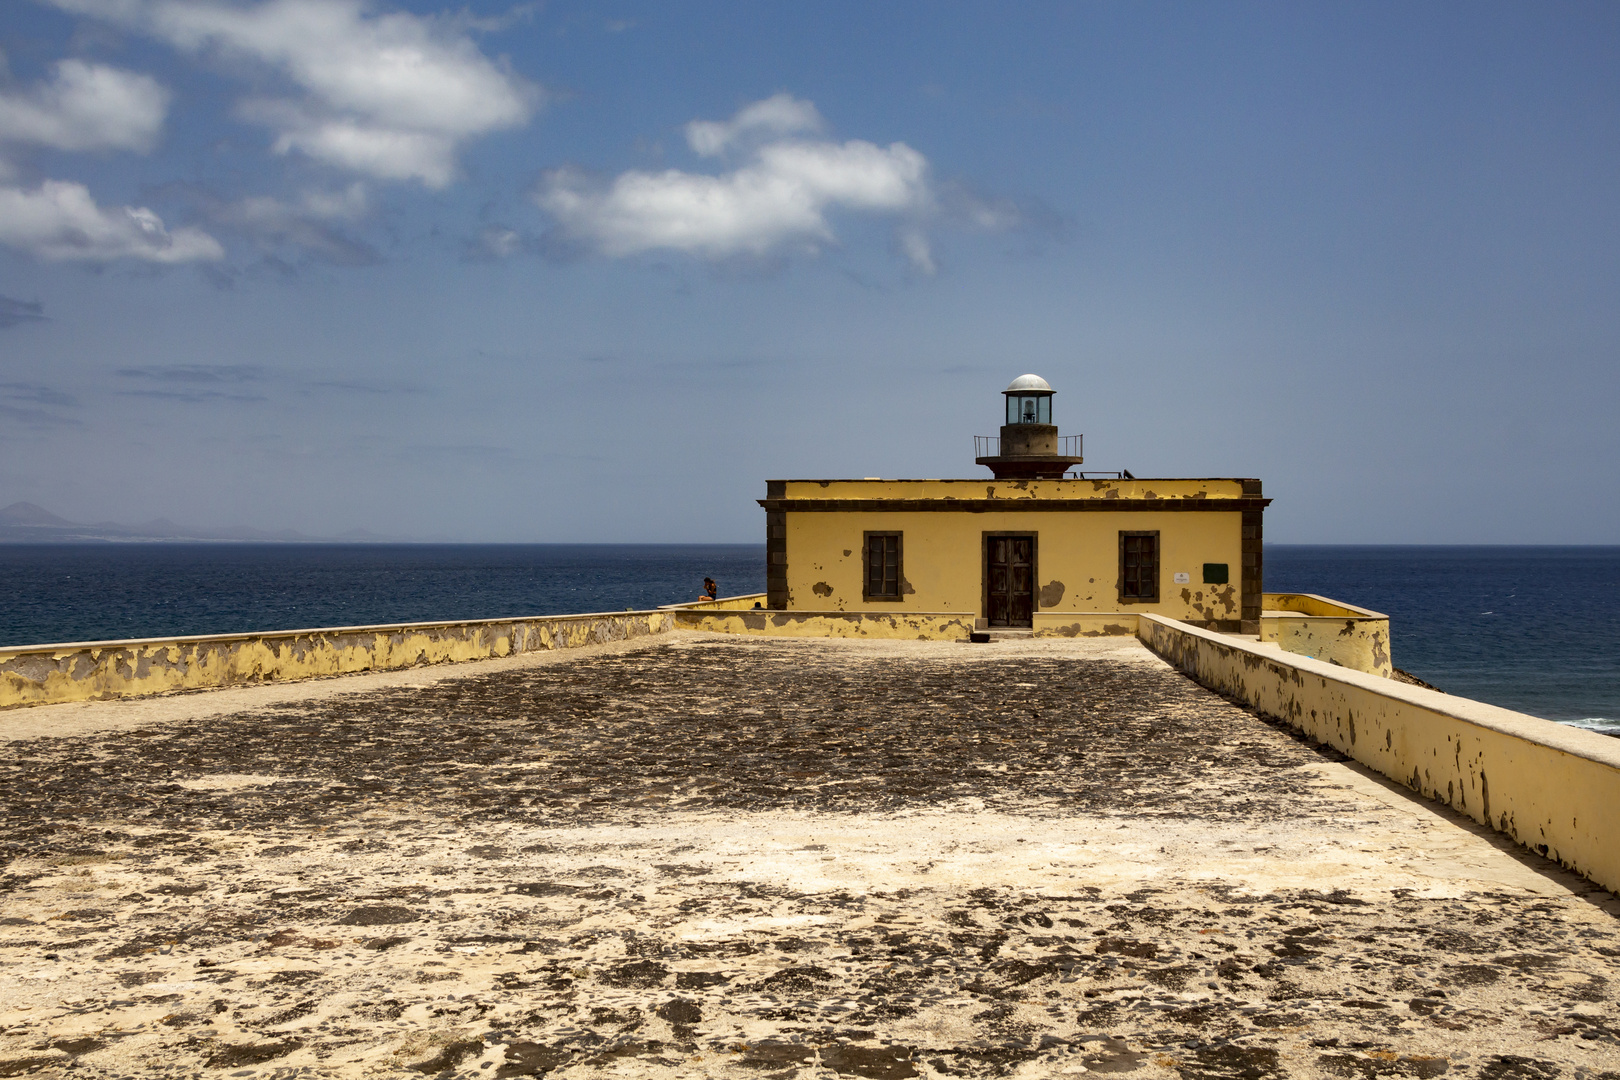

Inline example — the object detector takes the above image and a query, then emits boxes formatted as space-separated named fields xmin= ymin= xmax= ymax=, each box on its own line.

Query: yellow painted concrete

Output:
xmin=659 ymin=593 xmax=768 ymax=611
xmin=673 ymin=609 xmax=974 ymax=640
xmin=1138 ymin=613 xmax=1620 ymax=896
xmin=678 ymin=608 xmax=1135 ymax=641
xmin=1032 ymin=612 xmax=1141 ymax=638
xmin=1262 ymin=593 xmax=1379 ymax=619
xmin=785 ymin=507 xmax=1244 ymax=624
xmin=779 ymin=478 xmax=1249 ymax=500
xmin=1261 ymin=592 xmax=1392 ymax=677
xmin=0 ymin=612 xmax=676 ymax=710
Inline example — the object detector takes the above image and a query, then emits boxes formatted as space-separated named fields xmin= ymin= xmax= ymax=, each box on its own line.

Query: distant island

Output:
xmin=0 ymin=502 xmax=393 ymax=544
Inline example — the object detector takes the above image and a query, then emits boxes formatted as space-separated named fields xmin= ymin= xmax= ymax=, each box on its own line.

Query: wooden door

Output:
xmin=986 ymin=535 xmax=1035 ymax=627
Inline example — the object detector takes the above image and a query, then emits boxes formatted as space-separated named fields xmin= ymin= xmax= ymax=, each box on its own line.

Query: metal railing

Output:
xmin=974 ymin=434 xmax=1083 ymax=458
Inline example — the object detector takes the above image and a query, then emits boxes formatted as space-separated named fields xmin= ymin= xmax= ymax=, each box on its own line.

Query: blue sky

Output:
xmin=1 ymin=1 xmax=1617 ymax=542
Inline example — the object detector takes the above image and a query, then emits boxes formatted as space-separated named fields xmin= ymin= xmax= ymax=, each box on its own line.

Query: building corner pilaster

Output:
xmin=1239 ymin=479 xmax=1264 ymax=635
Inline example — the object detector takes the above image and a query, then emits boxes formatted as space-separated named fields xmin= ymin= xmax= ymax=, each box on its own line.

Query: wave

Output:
xmin=1558 ymin=717 xmax=1620 ymax=736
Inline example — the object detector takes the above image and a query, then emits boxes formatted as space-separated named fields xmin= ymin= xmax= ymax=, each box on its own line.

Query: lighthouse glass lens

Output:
xmin=1006 ymin=395 xmax=1050 ymax=425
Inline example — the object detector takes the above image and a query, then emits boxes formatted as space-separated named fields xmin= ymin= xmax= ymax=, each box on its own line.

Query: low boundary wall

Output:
xmin=0 ymin=611 xmax=676 ymax=710
xmin=674 ymin=608 xmax=974 ymax=640
xmin=658 ymin=593 xmax=768 ymax=612
xmin=1138 ymin=613 xmax=1620 ymax=895
xmin=1033 ymin=613 xmax=1141 ymax=638
xmin=1260 ymin=592 xmax=1392 ymax=677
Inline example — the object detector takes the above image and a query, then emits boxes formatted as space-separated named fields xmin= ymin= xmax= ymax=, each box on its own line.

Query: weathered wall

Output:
xmin=659 ymin=593 xmax=768 ymax=612
xmin=1138 ymin=614 xmax=1620 ymax=895
xmin=1032 ymin=612 xmax=1141 ymax=638
xmin=0 ymin=612 xmax=676 ymax=710
xmin=782 ymin=507 xmax=1245 ymax=626
xmin=1260 ymin=592 xmax=1392 ymax=677
xmin=673 ymin=609 xmax=974 ymax=640
xmin=776 ymin=478 xmax=1250 ymax=501
xmin=1261 ymin=593 xmax=1377 ymax=619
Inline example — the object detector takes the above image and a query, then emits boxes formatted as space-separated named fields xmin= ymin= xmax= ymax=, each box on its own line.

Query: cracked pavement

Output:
xmin=1 ymin=633 xmax=1618 ymax=1080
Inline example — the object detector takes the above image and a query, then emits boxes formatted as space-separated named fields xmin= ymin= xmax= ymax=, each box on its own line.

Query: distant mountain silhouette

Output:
xmin=0 ymin=502 xmax=76 ymax=527
xmin=0 ymin=502 xmax=397 ymax=543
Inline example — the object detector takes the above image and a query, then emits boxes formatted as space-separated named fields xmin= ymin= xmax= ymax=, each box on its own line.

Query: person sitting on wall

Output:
xmin=703 ymin=577 xmax=718 ymax=601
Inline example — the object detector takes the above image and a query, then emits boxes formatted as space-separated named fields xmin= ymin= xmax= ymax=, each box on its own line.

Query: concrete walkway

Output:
xmin=1 ymin=633 xmax=1616 ymax=1079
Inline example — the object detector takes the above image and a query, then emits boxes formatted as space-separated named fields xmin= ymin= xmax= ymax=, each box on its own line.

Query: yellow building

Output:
xmin=762 ymin=375 xmax=1268 ymax=634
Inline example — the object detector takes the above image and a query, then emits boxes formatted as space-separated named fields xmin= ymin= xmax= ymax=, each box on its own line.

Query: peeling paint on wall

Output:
xmin=1032 ymin=613 xmax=1139 ymax=638
xmin=0 ymin=612 xmax=677 ymax=710
xmin=674 ymin=610 xmax=973 ymax=641
xmin=661 ymin=594 xmax=768 ymax=612
xmin=783 ymin=508 xmax=1244 ymax=623
xmin=1138 ymin=613 xmax=1620 ymax=897
xmin=1260 ymin=593 xmax=1392 ymax=677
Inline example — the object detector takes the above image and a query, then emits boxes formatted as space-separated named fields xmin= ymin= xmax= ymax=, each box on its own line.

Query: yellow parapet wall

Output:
xmin=1138 ymin=613 xmax=1620 ymax=895
xmin=678 ymin=607 xmax=1138 ymax=640
xmin=1260 ymin=592 xmax=1392 ymax=677
xmin=674 ymin=608 xmax=974 ymax=640
xmin=0 ymin=611 xmax=676 ymax=710
xmin=658 ymin=593 xmax=769 ymax=612
xmin=1032 ymin=612 xmax=1141 ymax=638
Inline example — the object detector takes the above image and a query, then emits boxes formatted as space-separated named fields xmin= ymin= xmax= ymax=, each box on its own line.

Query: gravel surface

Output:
xmin=1 ymin=633 xmax=1617 ymax=1080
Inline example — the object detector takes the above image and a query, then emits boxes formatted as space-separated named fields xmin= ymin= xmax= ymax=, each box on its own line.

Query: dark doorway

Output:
xmin=985 ymin=534 xmax=1036 ymax=627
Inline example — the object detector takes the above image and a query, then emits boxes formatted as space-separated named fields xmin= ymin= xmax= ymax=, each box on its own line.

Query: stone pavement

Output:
xmin=1 ymin=633 xmax=1617 ymax=1080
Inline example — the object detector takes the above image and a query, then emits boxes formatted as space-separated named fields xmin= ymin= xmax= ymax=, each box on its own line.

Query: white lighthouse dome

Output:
xmin=1004 ymin=374 xmax=1053 ymax=393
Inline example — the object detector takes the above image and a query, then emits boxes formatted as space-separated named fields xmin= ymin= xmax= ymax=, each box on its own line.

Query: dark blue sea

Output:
xmin=1 ymin=544 xmax=1616 ymax=734
xmin=0 ymin=543 xmax=764 ymax=646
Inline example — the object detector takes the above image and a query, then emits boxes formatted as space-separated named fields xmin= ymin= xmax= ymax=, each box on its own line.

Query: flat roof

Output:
xmin=1 ymin=634 xmax=1612 ymax=1076
xmin=768 ymin=477 xmax=1262 ymax=483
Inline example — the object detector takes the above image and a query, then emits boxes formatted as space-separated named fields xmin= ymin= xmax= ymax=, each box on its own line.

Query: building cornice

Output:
xmin=756 ymin=498 xmax=1272 ymax=513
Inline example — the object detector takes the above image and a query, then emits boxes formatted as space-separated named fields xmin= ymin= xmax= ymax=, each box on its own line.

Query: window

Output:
xmin=1119 ymin=531 xmax=1159 ymax=601
xmin=1005 ymin=394 xmax=1052 ymax=425
xmin=864 ymin=532 xmax=902 ymax=600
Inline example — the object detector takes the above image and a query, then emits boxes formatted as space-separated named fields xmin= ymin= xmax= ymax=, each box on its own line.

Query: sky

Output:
xmin=1 ymin=1 xmax=1617 ymax=543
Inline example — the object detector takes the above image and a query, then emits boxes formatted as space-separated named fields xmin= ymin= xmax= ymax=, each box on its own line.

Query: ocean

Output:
xmin=1 ymin=543 xmax=1615 ymax=735
xmin=0 ymin=543 xmax=765 ymax=647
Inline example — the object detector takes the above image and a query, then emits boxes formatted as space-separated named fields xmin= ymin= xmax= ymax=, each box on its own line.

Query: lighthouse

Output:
xmin=973 ymin=374 xmax=1084 ymax=479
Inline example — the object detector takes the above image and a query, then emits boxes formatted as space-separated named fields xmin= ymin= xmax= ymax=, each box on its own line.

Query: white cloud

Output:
xmin=538 ymin=97 xmax=935 ymax=269
xmin=214 ymin=182 xmax=376 ymax=263
xmin=0 ymin=58 xmax=169 ymax=153
xmin=0 ymin=179 xmax=223 ymax=261
xmin=294 ymin=180 xmax=367 ymax=220
xmin=48 ymin=0 xmax=539 ymax=187
xmin=897 ymin=228 xmax=935 ymax=276
xmin=684 ymin=93 xmax=822 ymax=157
xmin=474 ymin=225 xmax=522 ymax=258
xmin=229 ymin=184 xmax=365 ymax=231
xmin=237 ymin=98 xmax=460 ymax=187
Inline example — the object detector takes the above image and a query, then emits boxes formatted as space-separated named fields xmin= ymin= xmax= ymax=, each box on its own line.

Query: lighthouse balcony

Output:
xmin=974 ymin=433 xmax=1083 ymax=459
xmin=974 ymin=433 xmax=1083 ymax=479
